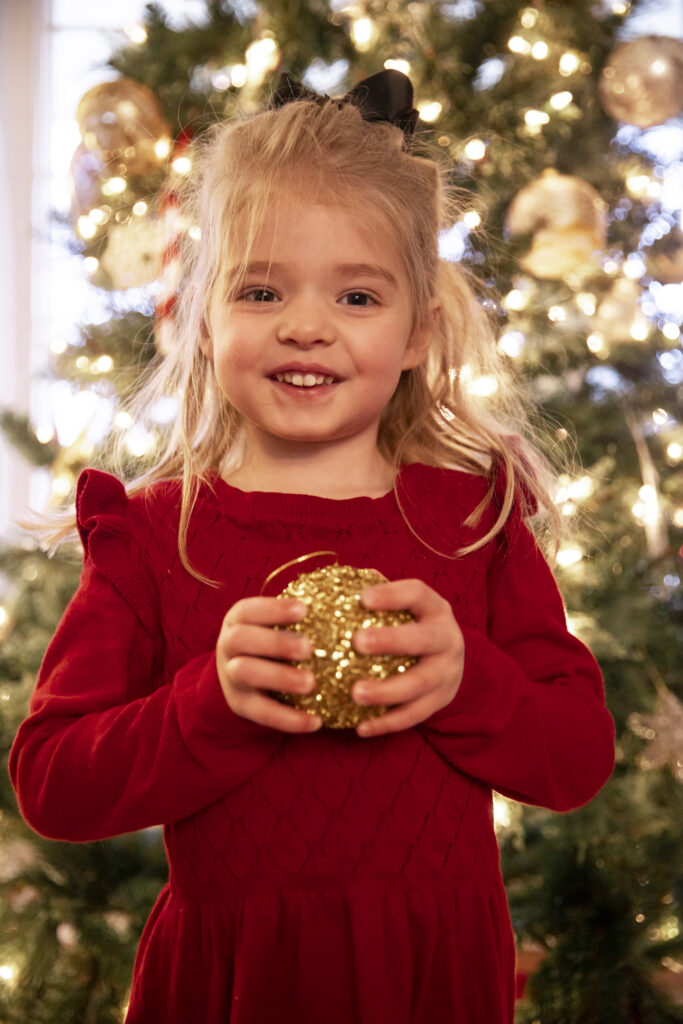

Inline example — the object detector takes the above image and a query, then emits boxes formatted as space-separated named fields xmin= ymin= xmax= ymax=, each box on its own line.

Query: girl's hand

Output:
xmin=351 ymin=579 xmax=465 ymax=738
xmin=216 ymin=597 xmax=322 ymax=734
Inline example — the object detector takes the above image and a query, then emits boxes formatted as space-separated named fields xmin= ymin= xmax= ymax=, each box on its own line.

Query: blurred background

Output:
xmin=0 ymin=1 xmax=682 ymax=1021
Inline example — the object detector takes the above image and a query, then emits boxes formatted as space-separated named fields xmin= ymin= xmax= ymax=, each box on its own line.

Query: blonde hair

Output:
xmin=42 ymin=94 xmax=562 ymax=574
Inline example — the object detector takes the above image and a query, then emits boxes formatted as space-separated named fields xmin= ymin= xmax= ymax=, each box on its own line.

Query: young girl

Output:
xmin=10 ymin=70 xmax=614 ymax=1023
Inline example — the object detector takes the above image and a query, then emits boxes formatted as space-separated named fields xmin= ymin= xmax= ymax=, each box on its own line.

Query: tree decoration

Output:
xmin=593 ymin=276 xmax=642 ymax=342
xmin=504 ymin=170 xmax=606 ymax=279
xmin=68 ymin=143 xmax=106 ymax=219
xmin=76 ymin=78 xmax=172 ymax=177
xmin=598 ymin=35 xmax=683 ymax=129
xmin=274 ymin=564 xmax=416 ymax=728
xmin=629 ymin=686 xmax=683 ymax=783
xmin=98 ymin=217 xmax=165 ymax=290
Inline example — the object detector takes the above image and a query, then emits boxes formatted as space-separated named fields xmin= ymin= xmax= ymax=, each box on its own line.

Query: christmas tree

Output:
xmin=1 ymin=1 xmax=682 ymax=1021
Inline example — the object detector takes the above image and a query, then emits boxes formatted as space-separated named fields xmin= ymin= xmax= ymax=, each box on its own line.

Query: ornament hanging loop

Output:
xmin=260 ymin=550 xmax=339 ymax=596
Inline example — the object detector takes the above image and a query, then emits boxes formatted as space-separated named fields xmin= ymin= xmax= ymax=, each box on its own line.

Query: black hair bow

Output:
xmin=270 ymin=69 xmax=419 ymax=141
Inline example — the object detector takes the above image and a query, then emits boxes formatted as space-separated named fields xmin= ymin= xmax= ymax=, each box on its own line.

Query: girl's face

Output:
xmin=205 ymin=196 xmax=432 ymax=471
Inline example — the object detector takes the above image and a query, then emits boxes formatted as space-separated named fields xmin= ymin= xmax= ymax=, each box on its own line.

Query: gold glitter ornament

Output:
xmin=274 ymin=564 xmax=417 ymax=729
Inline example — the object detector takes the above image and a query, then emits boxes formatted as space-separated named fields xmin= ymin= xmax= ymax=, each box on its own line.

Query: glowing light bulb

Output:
xmin=83 ymin=257 xmax=99 ymax=274
xmin=245 ymin=36 xmax=280 ymax=84
xmin=548 ymin=305 xmax=566 ymax=322
xmin=464 ymin=138 xmax=487 ymax=160
xmin=154 ymin=138 xmax=171 ymax=160
xmin=231 ymin=64 xmax=247 ymax=88
xmin=75 ymin=356 xmax=89 ymax=370
xmin=559 ymin=51 xmax=580 ymax=75
xmin=384 ymin=59 xmax=411 ymax=75
xmin=576 ymin=292 xmax=596 ymax=315
xmin=602 ymin=259 xmax=619 ymax=275
xmin=550 ymin=90 xmax=573 ymax=109
xmin=35 ymin=425 xmax=54 ymax=444
xmin=462 ymin=210 xmax=481 ymax=229
xmin=115 ymin=411 xmax=134 ymax=429
xmin=524 ymin=109 xmax=550 ymax=126
xmin=126 ymin=427 xmax=156 ymax=458
xmin=557 ymin=547 xmax=583 ymax=567
xmin=351 ymin=16 xmax=375 ymax=51
xmin=88 ymin=208 xmax=107 ymax=225
xmin=662 ymin=322 xmax=680 ymax=341
xmin=0 ymin=608 xmax=7 ymax=629
xmin=77 ymin=216 xmax=97 ymax=240
xmin=624 ymin=255 xmax=646 ymax=279
xmin=673 ymin=507 xmax=683 ymax=528
xmin=630 ymin=317 xmax=649 ymax=341
xmin=52 ymin=476 xmax=71 ymax=498
xmin=467 ymin=375 xmax=499 ymax=397
xmin=172 ymin=155 xmax=192 ymax=175
xmin=189 ymin=225 xmax=202 ymax=241
xmin=133 ymin=201 xmax=148 ymax=216
xmin=50 ymin=338 xmax=68 ymax=355
xmin=626 ymin=174 xmax=651 ymax=197
xmin=93 ymin=355 xmax=114 ymax=374
xmin=504 ymin=288 xmax=527 ymax=311
xmin=520 ymin=8 xmax=539 ymax=27
xmin=612 ymin=0 xmax=630 ymax=13
xmin=498 ymin=330 xmax=525 ymax=357
xmin=652 ymin=408 xmax=668 ymax=425
xmin=508 ymin=35 xmax=531 ymax=55
xmin=102 ymin=177 xmax=127 ymax=196
xmin=418 ymin=101 xmax=443 ymax=123
xmin=493 ymin=793 xmax=512 ymax=830
xmin=212 ymin=71 xmax=230 ymax=91
xmin=667 ymin=442 xmax=682 ymax=462
xmin=125 ymin=24 xmax=147 ymax=44
xmin=587 ymin=333 xmax=605 ymax=354
xmin=531 ymin=41 xmax=549 ymax=60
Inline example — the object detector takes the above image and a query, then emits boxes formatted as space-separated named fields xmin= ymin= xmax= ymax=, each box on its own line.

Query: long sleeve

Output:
xmin=419 ymin=518 xmax=615 ymax=812
xmin=9 ymin=472 xmax=284 ymax=843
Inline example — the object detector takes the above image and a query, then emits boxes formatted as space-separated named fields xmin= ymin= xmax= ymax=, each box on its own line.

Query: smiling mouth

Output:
xmin=272 ymin=371 xmax=338 ymax=387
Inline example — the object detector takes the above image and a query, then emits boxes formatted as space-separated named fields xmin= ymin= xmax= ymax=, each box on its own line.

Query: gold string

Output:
xmin=260 ymin=550 xmax=339 ymax=596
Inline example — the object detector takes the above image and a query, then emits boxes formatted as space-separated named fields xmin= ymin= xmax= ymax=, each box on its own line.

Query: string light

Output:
xmin=35 ymin=425 xmax=54 ymax=444
xmin=662 ymin=322 xmax=680 ymax=341
xmin=548 ymin=305 xmax=566 ymax=322
xmin=124 ymin=24 xmax=147 ymax=44
xmin=77 ymin=216 xmax=97 ymax=240
xmin=50 ymin=338 xmax=68 ymax=355
xmin=673 ymin=507 xmax=683 ymax=528
xmin=611 ymin=0 xmax=630 ymax=13
xmin=418 ymin=101 xmax=443 ymax=123
xmin=89 ymin=208 xmax=107 ymax=225
xmin=557 ymin=547 xmax=583 ymax=567
xmin=667 ymin=442 xmax=682 ymax=462
xmin=630 ymin=317 xmax=650 ymax=341
xmin=462 ymin=210 xmax=481 ymax=229
xmin=652 ymin=408 xmax=668 ymax=426
xmin=154 ymin=139 xmax=171 ymax=160
xmin=125 ymin=427 xmax=156 ymax=458
xmin=624 ymin=255 xmax=646 ymax=279
xmin=550 ymin=90 xmax=573 ymax=109
xmin=189 ymin=225 xmax=202 ymax=241
xmin=75 ymin=356 xmax=89 ymax=370
xmin=52 ymin=476 xmax=71 ymax=498
xmin=83 ymin=257 xmax=99 ymax=274
xmin=602 ymin=258 xmax=620 ymax=275
xmin=508 ymin=35 xmax=531 ymax=55
xmin=559 ymin=51 xmax=581 ymax=75
xmin=632 ymin=484 xmax=660 ymax=526
xmin=498 ymin=330 xmax=525 ymax=357
xmin=576 ymin=292 xmax=597 ymax=315
xmin=101 ymin=177 xmax=127 ymax=196
xmin=503 ymin=288 xmax=527 ymax=311
xmin=350 ymin=16 xmax=376 ymax=51
xmin=133 ymin=201 xmax=148 ymax=216
xmin=172 ymin=155 xmax=192 ymax=175
xmin=467 ymin=374 xmax=499 ymax=397
xmin=231 ymin=65 xmax=248 ymax=87
xmin=93 ymin=356 xmax=114 ymax=374
xmin=519 ymin=7 xmax=539 ymax=27
xmin=524 ymin=109 xmax=550 ymax=127
xmin=245 ymin=36 xmax=280 ymax=85
xmin=0 ymin=607 xmax=8 ymax=629
xmin=531 ymin=41 xmax=549 ymax=60
xmin=114 ymin=411 xmax=134 ymax=429
xmin=384 ymin=59 xmax=411 ymax=75
xmin=587 ymin=332 xmax=605 ymax=354
xmin=464 ymin=138 xmax=487 ymax=160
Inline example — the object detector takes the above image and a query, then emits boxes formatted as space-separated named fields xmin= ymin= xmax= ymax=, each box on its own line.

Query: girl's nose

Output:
xmin=275 ymin=295 xmax=335 ymax=347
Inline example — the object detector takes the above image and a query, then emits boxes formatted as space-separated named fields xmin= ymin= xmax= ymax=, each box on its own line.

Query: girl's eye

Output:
xmin=243 ymin=287 xmax=278 ymax=303
xmin=340 ymin=291 xmax=375 ymax=307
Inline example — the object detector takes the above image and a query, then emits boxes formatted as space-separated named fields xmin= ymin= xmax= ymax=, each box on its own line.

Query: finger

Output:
xmin=224 ymin=596 xmax=309 ymax=627
xmin=352 ymin=663 xmax=437 ymax=708
xmin=235 ymin=689 xmax=322 ymax=734
xmin=356 ymin=693 xmax=439 ymax=738
xmin=353 ymin=620 xmax=445 ymax=658
xmin=220 ymin=622 xmax=312 ymax=662
xmin=226 ymin=655 xmax=316 ymax=696
xmin=361 ymin=579 xmax=450 ymax=619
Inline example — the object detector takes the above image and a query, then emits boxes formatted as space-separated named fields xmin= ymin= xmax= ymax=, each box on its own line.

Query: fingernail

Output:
xmin=353 ymin=684 xmax=369 ymax=704
xmin=301 ymin=672 xmax=316 ymax=692
xmin=354 ymin=631 xmax=370 ymax=653
xmin=357 ymin=721 xmax=372 ymax=737
xmin=292 ymin=601 xmax=309 ymax=618
xmin=308 ymin=716 xmax=323 ymax=731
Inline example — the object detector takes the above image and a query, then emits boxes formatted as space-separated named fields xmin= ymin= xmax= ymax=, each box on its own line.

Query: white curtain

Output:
xmin=0 ymin=0 xmax=50 ymax=536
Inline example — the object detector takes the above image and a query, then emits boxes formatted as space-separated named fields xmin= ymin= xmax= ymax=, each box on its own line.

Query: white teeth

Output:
xmin=274 ymin=371 xmax=336 ymax=387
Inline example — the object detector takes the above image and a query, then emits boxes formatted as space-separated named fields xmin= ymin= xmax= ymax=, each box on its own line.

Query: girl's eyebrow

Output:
xmin=231 ymin=261 xmax=398 ymax=286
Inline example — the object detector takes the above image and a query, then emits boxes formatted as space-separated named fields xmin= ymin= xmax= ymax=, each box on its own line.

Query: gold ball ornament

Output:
xmin=505 ymin=170 xmax=606 ymax=280
xmin=76 ymin=79 xmax=172 ymax=177
xmin=599 ymin=35 xmax=683 ymax=129
xmin=275 ymin=564 xmax=417 ymax=729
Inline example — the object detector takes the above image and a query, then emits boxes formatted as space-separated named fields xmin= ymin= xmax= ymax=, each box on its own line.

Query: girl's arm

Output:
xmin=415 ymin=521 xmax=615 ymax=811
xmin=9 ymin=562 xmax=285 ymax=843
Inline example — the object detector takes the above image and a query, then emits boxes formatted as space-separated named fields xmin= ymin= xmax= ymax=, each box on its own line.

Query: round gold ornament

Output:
xmin=76 ymin=78 xmax=172 ymax=177
xmin=505 ymin=170 xmax=606 ymax=280
xmin=274 ymin=564 xmax=417 ymax=729
xmin=598 ymin=35 xmax=683 ymax=129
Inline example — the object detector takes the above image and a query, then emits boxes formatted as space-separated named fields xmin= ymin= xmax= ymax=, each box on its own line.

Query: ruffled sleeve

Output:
xmin=75 ymin=469 xmax=159 ymax=637
xmin=9 ymin=470 xmax=285 ymax=842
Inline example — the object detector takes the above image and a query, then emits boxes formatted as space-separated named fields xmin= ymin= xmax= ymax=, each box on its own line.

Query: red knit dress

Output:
xmin=9 ymin=464 xmax=615 ymax=1024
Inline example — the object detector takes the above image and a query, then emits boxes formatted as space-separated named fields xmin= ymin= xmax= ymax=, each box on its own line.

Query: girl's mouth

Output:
xmin=272 ymin=371 xmax=338 ymax=387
